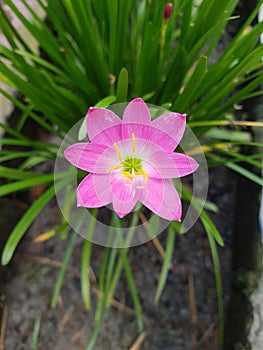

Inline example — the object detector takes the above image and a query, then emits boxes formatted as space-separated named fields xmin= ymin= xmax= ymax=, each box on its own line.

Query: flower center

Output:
xmin=122 ymin=157 xmax=142 ymax=174
xmin=107 ymin=133 xmax=148 ymax=183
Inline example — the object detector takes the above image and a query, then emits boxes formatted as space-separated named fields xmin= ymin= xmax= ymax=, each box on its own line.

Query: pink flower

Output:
xmin=64 ymin=98 xmax=198 ymax=221
xmin=163 ymin=3 xmax=173 ymax=20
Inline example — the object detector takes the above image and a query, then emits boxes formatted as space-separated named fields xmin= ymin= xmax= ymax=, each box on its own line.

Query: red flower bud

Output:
xmin=163 ymin=3 xmax=173 ymax=20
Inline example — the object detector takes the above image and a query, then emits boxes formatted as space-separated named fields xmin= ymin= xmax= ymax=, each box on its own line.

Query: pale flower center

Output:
xmin=106 ymin=133 xmax=148 ymax=183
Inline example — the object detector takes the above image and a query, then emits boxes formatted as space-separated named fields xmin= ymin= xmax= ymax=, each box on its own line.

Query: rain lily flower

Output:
xmin=64 ymin=98 xmax=198 ymax=221
xmin=163 ymin=3 xmax=173 ymax=20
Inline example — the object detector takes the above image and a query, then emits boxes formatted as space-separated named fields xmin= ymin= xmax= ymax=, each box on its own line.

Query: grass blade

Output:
xmin=206 ymin=228 xmax=224 ymax=346
xmin=32 ymin=312 xmax=41 ymax=350
xmin=51 ymin=230 xmax=78 ymax=308
xmin=81 ymin=209 xmax=98 ymax=310
xmin=226 ymin=162 xmax=263 ymax=186
xmin=1 ymin=183 xmax=60 ymax=265
xmin=115 ymin=68 xmax=129 ymax=103
xmin=154 ymin=224 xmax=177 ymax=303
xmin=120 ymin=249 xmax=143 ymax=332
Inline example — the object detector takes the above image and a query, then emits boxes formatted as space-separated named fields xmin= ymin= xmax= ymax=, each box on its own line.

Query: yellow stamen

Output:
xmin=114 ymin=142 xmax=123 ymax=163
xmin=106 ymin=165 xmax=122 ymax=173
xmin=135 ymin=170 xmax=148 ymax=183
xmin=132 ymin=133 xmax=136 ymax=153
xmin=121 ymin=171 xmax=133 ymax=180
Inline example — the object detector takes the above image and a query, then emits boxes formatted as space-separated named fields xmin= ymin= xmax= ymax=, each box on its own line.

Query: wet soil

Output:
xmin=0 ymin=165 xmax=235 ymax=350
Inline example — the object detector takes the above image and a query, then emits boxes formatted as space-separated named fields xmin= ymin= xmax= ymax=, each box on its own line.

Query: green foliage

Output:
xmin=0 ymin=0 xmax=263 ymax=132
xmin=154 ymin=224 xmax=177 ymax=303
xmin=1 ymin=0 xmax=263 ymax=349
xmin=32 ymin=312 xmax=41 ymax=350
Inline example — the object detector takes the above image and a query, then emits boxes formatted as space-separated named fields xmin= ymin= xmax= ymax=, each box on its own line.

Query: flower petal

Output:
xmin=77 ymin=174 xmax=112 ymax=207
xmin=143 ymin=146 xmax=180 ymax=179
xmin=86 ymin=107 xmax=122 ymax=142
xmin=152 ymin=112 xmax=186 ymax=149
xmin=150 ymin=126 xmax=178 ymax=152
xmin=123 ymin=98 xmax=151 ymax=125
xmin=122 ymin=122 xmax=151 ymax=141
xmin=122 ymin=99 xmax=152 ymax=141
xmin=171 ymin=153 xmax=199 ymax=177
xmin=92 ymin=124 xmax=122 ymax=147
xmin=111 ymin=174 xmax=134 ymax=202
xmin=111 ymin=174 xmax=140 ymax=218
xmin=64 ymin=142 xmax=107 ymax=172
xmin=142 ymin=142 xmax=198 ymax=179
xmin=112 ymin=195 xmax=139 ymax=218
xmin=122 ymin=123 xmax=178 ymax=152
xmin=144 ymin=153 xmax=176 ymax=178
xmin=141 ymin=178 xmax=182 ymax=221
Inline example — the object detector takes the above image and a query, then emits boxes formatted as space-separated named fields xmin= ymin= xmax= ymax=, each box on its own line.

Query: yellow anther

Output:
xmin=106 ymin=165 xmax=122 ymax=173
xmin=121 ymin=171 xmax=133 ymax=180
xmin=114 ymin=142 xmax=123 ymax=163
xmin=132 ymin=133 xmax=136 ymax=153
xmin=135 ymin=170 xmax=148 ymax=183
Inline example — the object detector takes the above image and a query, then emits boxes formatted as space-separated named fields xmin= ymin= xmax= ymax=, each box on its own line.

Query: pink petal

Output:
xmin=112 ymin=195 xmax=139 ymax=218
xmin=122 ymin=122 xmax=151 ymax=141
xmin=111 ymin=174 xmax=134 ymax=202
xmin=122 ymin=123 xmax=177 ymax=152
xmin=77 ymin=174 xmax=112 ymax=207
xmin=111 ymin=174 xmax=140 ymax=218
xmin=142 ymin=142 xmax=198 ymax=179
xmin=141 ymin=178 xmax=182 ymax=221
xmin=150 ymin=126 xmax=178 ymax=152
xmin=64 ymin=142 xmax=107 ymax=172
xmin=171 ymin=153 xmax=199 ymax=177
xmin=86 ymin=107 xmax=122 ymax=141
xmin=143 ymin=146 xmax=180 ymax=179
xmin=123 ymin=98 xmax=151 ymax=125
xmin=91 ymin=124 xmax=122 ymax=147
xmin=152 ymin=112 xmax=186 ymax=149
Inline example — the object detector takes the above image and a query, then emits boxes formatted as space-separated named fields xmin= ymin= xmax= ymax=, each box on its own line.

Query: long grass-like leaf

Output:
xmin=205 ymin=224 xmax=224 ymax=346
xmin=115 ymin=68 xmax=129 ymax=103
xmin=154 ymin=224 xmax=177 ymax=303
xmin=226 ymin=162 xmax=263 ymax=187
xmin=32 ymin=312 xmax=41 ymax=350
xmin=51 ymin=231 xmax=78 ymax=308
xmin=120 ymin=248 xmax=143 ymax=332
xmin=51 ymin=208 xmax=87 ymax=308
xmin=182 ymin=186 xmax=224 ymax=246
xmin=81 ymin=209 xmax=97 ymax=310
xmin=1 ymin=181 xmax=63 ymax=265
xmin=0 ymin=175 xmax=53 ymax=196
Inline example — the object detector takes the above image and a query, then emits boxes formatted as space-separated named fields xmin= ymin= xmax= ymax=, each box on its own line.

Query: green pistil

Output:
xmin=122 ymin=157 xmax=142 ymax=174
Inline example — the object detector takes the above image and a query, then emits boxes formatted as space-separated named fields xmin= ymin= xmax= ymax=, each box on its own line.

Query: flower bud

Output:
xmin=163 ymin=3 xmax=173 ymax=20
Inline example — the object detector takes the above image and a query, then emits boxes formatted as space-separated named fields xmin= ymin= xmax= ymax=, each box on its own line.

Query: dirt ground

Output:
xmin=0 ymin=166 xmax=235 ymax=350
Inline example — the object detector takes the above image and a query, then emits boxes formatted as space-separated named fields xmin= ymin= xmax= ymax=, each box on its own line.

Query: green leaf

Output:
xmin=0 ymin=165 xmax=43 ymax=180
xmin=226 ymin=162 xmax=263 ymax=187
xmin=200 ymin=210 xmax=224 ymax=247
xmin=172 ymin=55 xmax=207 ymax=112
xmin=94 ymin=95 xmax=116 ymax=108
xmin=0 ymin=172 xmax=67 ymax=196
xmin=51 ymin=231 xmax=78 ymax=308
xmin=206 ymin=128 xmax=251 ymax=142
xmin=120 ymin=249 xmax=143 ymax=332
xmin=207 ymin=233 xmax=224 ymax=346
xmin=155 ymin=225 xmax=177 ymax=303
xmin=182 ymin=186 xmax=224 ymax=247
xmin=115 ymin=68 xmax=129 ymax=103
xmin=32 ymin=312 xmax=41 ymax=350
xmin=81 ymin=209 xmax=97 ymax=310
xmin=1 ymin=184 xmax=58 ymax=265
xmin=51 ymin=208 xmax=87 ymax=308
